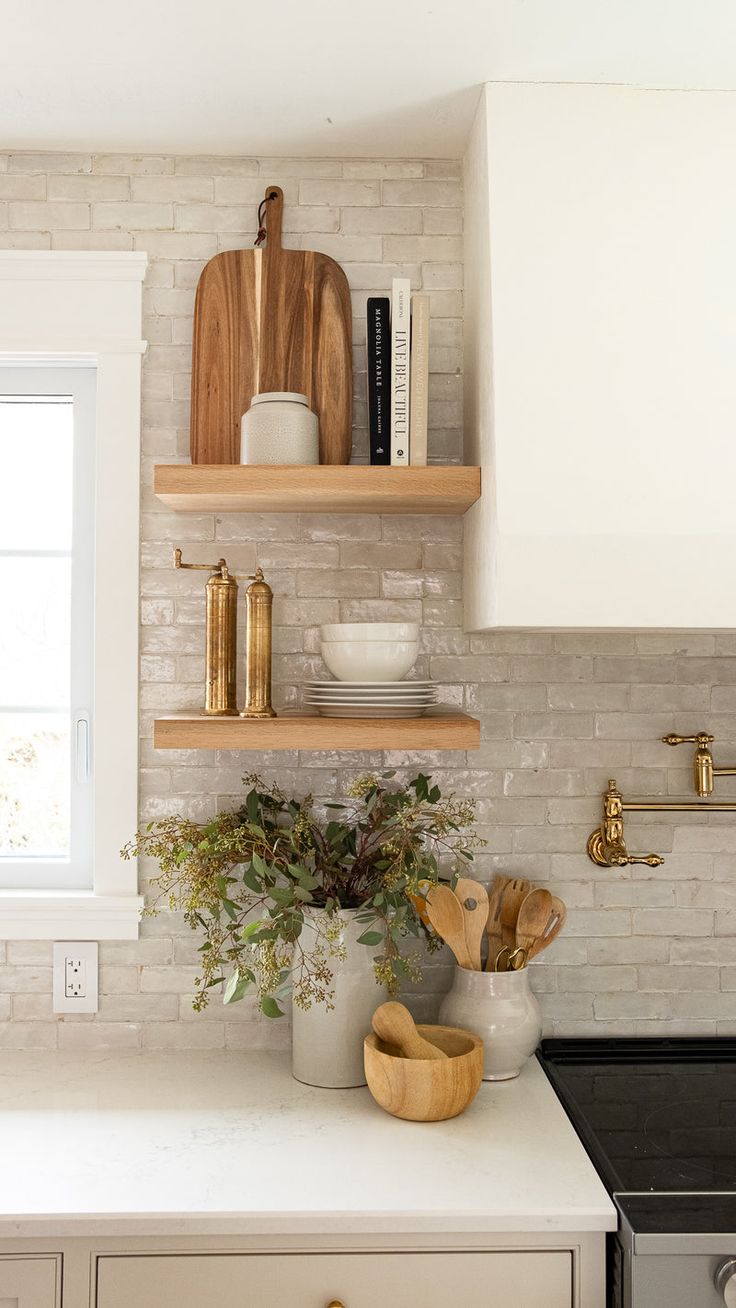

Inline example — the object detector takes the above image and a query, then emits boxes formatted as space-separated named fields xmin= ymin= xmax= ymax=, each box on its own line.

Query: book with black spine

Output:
xmin=390 ymin=277 xmax=411 ymax=465
xmin=367 ymin=296 xmax=391 ymax=464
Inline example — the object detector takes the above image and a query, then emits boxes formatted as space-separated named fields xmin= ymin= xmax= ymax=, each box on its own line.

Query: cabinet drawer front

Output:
xmin=97 ymin=1251 xmax=572 ymax=1308
xmin=0 ymin=1256 xmax=59 ymax=1308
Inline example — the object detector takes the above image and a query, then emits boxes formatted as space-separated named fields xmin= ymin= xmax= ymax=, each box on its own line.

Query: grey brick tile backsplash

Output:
xmin=1 ymin=150 xmax=734 ymax=1048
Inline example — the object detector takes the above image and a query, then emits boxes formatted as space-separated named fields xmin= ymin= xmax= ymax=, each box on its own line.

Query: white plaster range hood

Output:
xmin=463 ymin=82 xmax=736 ymax=630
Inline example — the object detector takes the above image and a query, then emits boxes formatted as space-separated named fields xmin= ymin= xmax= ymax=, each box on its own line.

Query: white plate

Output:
xmin=315 ymin=705 xmax=429 ymax=718
xmin=304 ymin=691 xmax=438 ymax=700
xmin=305 ymin=690 xmax=436 ymax=701
xmin=306 ymin=699 xmax=437 ymax=706
xmin=305 ymin=685 xmax=436 ymax=695
xmin=305 ymin=689 xmax=437 ymax=699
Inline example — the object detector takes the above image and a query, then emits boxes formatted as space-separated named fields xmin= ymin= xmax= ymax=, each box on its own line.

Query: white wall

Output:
xmin=465 ymin=82 xmax=736 ymax=629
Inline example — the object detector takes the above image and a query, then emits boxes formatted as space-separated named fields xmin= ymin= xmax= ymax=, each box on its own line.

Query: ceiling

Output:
xmin=3 ymin=0 xmax=736 ymax=158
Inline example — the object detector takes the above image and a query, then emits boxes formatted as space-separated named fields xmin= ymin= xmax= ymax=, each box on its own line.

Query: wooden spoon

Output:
xmin=526 ymin=894 xmax=567 ymax=960
xmin=515 ymin=888 xmax=555 ymax=959
xmin=485 ymin=874 xmax=529 ymax=971
xmin=426 ymin=884 xmax=475 ymax=970
xmin=499 ymin=878 xmax=533 ymax=950
xmin=454 ymin=877 xmax=489 ymax=971
xmin=372 ymin=1002 xmax=448 ymax=1060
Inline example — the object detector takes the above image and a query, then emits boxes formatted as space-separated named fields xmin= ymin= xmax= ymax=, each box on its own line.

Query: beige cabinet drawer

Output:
xmin=0 ymin=1256 xmax=59 ymax=1308
xmin=96 ymin=1250 xmax=572 ymax=1308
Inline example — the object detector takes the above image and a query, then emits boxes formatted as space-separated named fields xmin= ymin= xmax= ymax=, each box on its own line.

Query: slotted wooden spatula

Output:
xmin=190 ymin=185 xmax=352 ymax=465
xmin=526 ymin=894 xmax=567 ymax=960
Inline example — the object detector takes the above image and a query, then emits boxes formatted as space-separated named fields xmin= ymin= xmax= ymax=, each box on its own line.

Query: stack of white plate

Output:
xmin=304 ymin=681 xmax=439 ymax=719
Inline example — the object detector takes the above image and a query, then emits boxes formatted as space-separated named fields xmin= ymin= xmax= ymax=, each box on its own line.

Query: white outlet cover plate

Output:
xmin=53 ymin=940 xmax=99 ymax=1014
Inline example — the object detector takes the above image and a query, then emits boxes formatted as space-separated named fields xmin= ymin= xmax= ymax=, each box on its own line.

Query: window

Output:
xmin=0 ymin=250 xmax=147 ymax=939
xmin=0 ymin=368 xmax=95 ymax=889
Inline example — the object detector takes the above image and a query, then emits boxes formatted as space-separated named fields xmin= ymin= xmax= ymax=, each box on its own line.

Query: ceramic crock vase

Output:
xmin=240 ymin=391 xmax=319 ymax=465
xmin=291 ymin=908 xmax=388 ymax=1089
xmin=438 ymin=965 xmax=543 ymax=1082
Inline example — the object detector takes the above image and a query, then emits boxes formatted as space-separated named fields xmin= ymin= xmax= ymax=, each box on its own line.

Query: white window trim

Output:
xmin=0 ymin=251 xmax=147 ymax=939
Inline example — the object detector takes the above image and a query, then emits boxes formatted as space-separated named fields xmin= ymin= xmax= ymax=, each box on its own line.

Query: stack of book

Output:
xmin=367 ymin=279 xmax=430 ymax=466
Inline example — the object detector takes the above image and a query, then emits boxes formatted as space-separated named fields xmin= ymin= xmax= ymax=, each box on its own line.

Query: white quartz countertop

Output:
xmin=0 ymin=1051 xmax=616 ymax=1238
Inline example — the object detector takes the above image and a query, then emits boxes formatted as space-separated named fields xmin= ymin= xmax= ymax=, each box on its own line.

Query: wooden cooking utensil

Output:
xmin=453 ymin=877 xmax=489 ymax=971
xmin=190 ymin=184 xmax=352 ymax=465
xmin=485 ymin=875 xmax=530 ymax=971
xmin=484 ymin=873 xmax=511 ymax=971
xmin=425 ymin=885 xmax=475 ymax=970
xmin=515 ymin=888 xmax=555 ymax=958
xmin=371 ymin=1002 xmax=448 ymax=1060
xmin=499 ymin=877 xmax=534 ymax=950
xmin=526 ymin=894 xmax=567 ymax=960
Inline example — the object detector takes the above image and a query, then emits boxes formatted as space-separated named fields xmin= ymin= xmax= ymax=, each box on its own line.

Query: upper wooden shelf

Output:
xmin=153 ymin=464 xmax=481 ymax=516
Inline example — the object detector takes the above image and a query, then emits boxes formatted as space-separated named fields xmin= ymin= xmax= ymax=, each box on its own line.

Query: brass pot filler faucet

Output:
xmin=174 ymin=549 xmax=275 ymax=719
xmin=587 ymin=731 xmax=736 ymax=868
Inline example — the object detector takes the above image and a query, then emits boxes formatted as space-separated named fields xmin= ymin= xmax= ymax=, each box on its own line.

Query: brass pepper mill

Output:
xmin=241 ymin=568 xmax=276 ymax=719
xmin=174 ymin=549 xmax=239 ymax=716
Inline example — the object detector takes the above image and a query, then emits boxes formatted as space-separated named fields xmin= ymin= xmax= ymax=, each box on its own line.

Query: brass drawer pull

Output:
xmin=326 ymin=1301 xmax=346 ymax=1307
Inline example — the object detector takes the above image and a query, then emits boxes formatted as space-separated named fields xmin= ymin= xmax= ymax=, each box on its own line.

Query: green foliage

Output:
xmin=122 ymin=772 xmax=481 ymax=1016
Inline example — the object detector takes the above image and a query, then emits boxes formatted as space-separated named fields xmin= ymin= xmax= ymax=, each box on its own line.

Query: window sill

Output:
xmin=0 ymin=892 xmax=144 ymax=940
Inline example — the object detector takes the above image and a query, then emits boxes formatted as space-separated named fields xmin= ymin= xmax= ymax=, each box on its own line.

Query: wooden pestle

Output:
xmin=372 ymin=1002 xmax=448 ymax=1060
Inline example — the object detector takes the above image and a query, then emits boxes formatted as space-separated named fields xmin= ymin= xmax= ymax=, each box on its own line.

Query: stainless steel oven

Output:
xmin=538 ymin=1040 xmax=736 ymax=1307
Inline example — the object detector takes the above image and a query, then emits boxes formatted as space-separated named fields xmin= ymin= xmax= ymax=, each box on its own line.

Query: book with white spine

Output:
xmin=409 ymin=293 xmax=430 ymax=466
xmin=390 ymin=277 xmax=411 ymax=465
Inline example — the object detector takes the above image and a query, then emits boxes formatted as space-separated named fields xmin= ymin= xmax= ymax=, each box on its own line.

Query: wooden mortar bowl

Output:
xmin=364 ymin=1024 xmax=483 ymax=1122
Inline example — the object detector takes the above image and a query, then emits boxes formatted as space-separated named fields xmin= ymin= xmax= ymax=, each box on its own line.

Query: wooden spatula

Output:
xmin=526 ymin=894 xmax=567 ymax=960
xmin=454 ymin=877 xmax=489 ymax=971
xmin=426 ymin=884 xmax=474 ymax=970
xmin=485 ymin=875 xmax=529 ymax=971
xmin=515 ymin=888 xmax=555 ymax=959
xmin=372 ymin=1002 xmax=448 ymax=1060
xmin=499 ymin=878 xmax=534 ymax=950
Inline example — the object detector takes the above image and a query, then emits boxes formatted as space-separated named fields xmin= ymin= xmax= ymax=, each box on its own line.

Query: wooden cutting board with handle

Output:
xmin=190 ymin=185 xmax=352 ymax=465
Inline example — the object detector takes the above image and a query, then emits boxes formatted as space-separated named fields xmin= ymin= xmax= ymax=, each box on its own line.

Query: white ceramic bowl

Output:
xmin=320 ymin=640 xmax=419 ymax=682
xmin=320 ymin=622 xmax=419 ymax=643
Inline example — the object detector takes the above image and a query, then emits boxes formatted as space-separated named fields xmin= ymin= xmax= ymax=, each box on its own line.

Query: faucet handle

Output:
xmin=621 ymin=851 xmax=666 ymax=868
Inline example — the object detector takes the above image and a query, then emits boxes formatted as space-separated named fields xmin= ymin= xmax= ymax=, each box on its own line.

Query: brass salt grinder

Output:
xmin=174 ymin=549 xmax=275 ymax=719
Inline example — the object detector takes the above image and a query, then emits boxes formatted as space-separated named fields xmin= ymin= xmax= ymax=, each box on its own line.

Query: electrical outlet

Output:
xmin=53 ymin=941 xmax=98 ymax=1014
xmin=65 ymin=956 xmax=86 ymax=999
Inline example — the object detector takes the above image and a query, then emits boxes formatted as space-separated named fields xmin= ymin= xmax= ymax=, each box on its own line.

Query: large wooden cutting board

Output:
xmin=190 ymin=186 xmax=352 ymax=465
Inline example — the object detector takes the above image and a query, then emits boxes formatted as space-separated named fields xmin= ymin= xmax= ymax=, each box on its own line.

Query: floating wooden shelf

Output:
xmin=153 ymin=464 xmax=481 ymax=516
xmin=154 ymin=710 xmax=480 ymax=752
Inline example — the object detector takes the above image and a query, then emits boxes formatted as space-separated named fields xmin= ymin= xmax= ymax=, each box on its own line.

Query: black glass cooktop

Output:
xmin=539 ymin=1039 xmax=736 ymax=1195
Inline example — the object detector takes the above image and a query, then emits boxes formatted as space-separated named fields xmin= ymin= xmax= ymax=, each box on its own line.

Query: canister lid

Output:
xmin=249 ymin=391 xmax=309 ymax=406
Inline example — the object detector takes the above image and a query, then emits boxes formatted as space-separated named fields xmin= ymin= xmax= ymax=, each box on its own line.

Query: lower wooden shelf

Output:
xmin=154 ymin=710 xmax=480 ymax=752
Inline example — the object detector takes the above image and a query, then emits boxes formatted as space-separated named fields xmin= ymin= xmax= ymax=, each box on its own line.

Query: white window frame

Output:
xmin=0 ymin=367 xmax=96 ymax=890
xmin=0 ymin=252 xmax=147 ymax=939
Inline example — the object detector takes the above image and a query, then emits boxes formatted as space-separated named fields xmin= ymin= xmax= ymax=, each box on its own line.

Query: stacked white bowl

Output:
xmin=319 ymin=622 xmax=419 ymax=682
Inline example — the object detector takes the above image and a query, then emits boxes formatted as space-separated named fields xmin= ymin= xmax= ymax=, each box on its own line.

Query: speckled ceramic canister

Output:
xmin=438 ymin=965 xmax=543 ymax=1081
xmin=291 ymin=908 xmax=388 ymax=1089
xmin=240 ymin=391 xmax=319 ymax=465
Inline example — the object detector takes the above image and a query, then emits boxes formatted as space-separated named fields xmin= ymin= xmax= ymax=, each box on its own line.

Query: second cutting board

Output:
xmin=190 ymin=185 xmax=352 ymax=466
